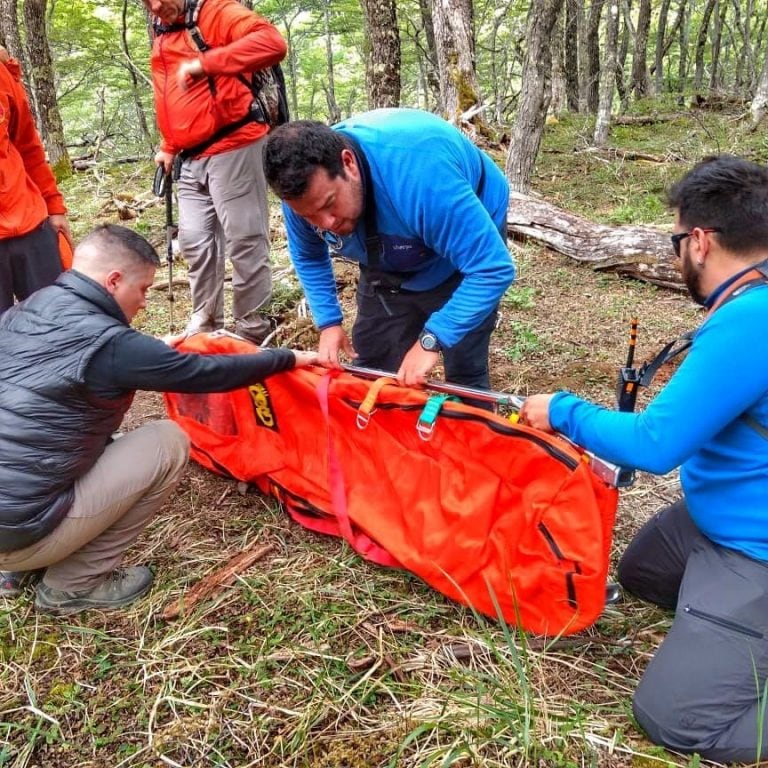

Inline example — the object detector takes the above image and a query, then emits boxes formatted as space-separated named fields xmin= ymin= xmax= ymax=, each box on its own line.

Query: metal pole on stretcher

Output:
xmin=341 ymin=363 xmax=634 ymax=490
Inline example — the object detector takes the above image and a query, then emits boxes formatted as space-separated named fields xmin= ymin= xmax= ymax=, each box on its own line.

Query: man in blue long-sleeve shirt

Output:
xmin=521 ymin=155 xmax=768 ymax=763
xmin=0 ymin=224 xmax=316 ymax=614
xmin=263 ymin=109 xmax=516 ymax=389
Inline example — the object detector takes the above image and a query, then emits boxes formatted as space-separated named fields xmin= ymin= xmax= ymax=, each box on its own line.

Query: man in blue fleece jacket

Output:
xmin=521 ymin=155 xmax=768 ymax=763
xmin=263 ymin=108 xmax=515 ymax=389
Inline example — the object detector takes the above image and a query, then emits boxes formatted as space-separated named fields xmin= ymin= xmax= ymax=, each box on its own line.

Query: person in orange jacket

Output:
xmin=0 ymin=46 xmax=73 ymax=313
xmin=144 ymin=0 xmax=286 ymax=343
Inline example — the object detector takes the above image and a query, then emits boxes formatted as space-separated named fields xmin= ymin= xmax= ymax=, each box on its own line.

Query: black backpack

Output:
xmin=152 ymin=0 xmax=289 ymax=158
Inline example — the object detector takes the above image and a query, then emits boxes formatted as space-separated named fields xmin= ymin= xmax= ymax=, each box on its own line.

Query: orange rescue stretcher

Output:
xmin=165 ymin=331 xmax=622 ymax=636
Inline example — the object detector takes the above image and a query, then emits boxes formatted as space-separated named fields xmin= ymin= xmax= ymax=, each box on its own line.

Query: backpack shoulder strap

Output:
xmin=637 ymin=332 xmax=693 ymax=388
xmin=185 ymin=0 xmax=209 ymax=51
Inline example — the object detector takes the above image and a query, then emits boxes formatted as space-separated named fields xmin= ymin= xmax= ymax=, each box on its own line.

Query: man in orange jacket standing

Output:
xmin=0 ymin=46 xmax=73 ymax=314
xmin=145 ymin=0 xmax=286 ymax=343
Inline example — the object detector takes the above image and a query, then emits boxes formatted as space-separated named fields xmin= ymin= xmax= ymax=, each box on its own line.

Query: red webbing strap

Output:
xmin=316 ymin=371 xmax=401 ymax=568
xmin=284 ymin=502 xmax=345 ymax=538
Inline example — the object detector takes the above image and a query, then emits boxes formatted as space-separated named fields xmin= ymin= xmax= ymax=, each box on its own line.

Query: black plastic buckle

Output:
xmin=616 ymin=367 xmax=640 ymax=413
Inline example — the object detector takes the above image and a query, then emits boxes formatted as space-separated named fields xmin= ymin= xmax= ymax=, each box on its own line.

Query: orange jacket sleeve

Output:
xmin=198 ymin=0 xmax=287 ymax=77
xmin=1 ymin=58 xmax=66 ymax=216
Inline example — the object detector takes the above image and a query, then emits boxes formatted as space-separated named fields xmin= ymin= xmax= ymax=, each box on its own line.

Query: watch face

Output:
xmin=420 ymin=332 xmax=439 ymax=351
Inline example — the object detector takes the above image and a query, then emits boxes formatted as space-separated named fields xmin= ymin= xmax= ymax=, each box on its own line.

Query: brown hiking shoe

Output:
xmin=35 ymin=566 xmax=154 ymax=614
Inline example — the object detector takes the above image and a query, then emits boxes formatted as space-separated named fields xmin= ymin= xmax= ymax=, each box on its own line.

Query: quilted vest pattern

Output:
xmin=0 ymin=271 xmax=133 ymax=552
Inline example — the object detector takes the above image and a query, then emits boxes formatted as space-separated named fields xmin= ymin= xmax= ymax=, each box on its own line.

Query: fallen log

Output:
xmin=575 ymin=146 xmax=681 ymax=163
xmin=160 ymin=542 xmax=275 ymax=620
xmin=611 ymin=112 xmax=688 ymax=125
xmin=506 ymin=191 xmax=684 ymax=290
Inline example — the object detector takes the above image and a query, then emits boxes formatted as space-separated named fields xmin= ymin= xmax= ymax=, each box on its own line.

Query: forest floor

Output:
xmin=2 ymin=107 xmax=767 ymax=768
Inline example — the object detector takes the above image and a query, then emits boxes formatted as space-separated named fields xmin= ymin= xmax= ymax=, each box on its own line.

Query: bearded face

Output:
xmin=679 ymin=242 xmax=708 ymax=305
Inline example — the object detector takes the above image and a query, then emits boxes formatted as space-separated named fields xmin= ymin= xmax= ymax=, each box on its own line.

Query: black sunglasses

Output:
xmin=671 ymin=228 xmax=720 ymax=257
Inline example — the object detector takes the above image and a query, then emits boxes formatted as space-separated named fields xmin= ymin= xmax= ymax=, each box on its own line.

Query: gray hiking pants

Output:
xmin=618 ymin=499 xmax=768 ymax=763
xmin=178 ymin=138 xmax=272 ymax=343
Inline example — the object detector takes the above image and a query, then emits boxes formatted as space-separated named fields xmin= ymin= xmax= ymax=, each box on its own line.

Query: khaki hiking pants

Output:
xmin=177 ymin=138 xmax=272 ymax=343
xmin=0 ymin=421 xmax=189 ymax=592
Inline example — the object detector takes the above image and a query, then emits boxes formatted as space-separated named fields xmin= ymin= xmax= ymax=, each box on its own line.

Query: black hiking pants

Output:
xmin=618 ymin=498 xmax=768 ymax=763
xmin=352 ymin=270 xmax=498 ymax=391
xmin=0 ymin=220 xmax=61 ymax=313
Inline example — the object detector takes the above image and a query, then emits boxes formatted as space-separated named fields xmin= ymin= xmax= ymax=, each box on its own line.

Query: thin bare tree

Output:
xmin=121 ymin=0 xmax=152 ymax=151
xmin=506 ymin=0 xmax=565 ymax=192
xmin=750 ymin=47 xmax=768 ymax=128
xmin=584 ymin=0 xmax=605 ymax=111
xmin=321 ymin=0 xmax=341 ymax=123
xmin=630 ymin=0 xmax=652 ymax=98
xmin=693 ymin=0 xmax=717 ymax=94
xmin=709 ymin=0 xmax=728 ymax=91
xmin=593 ymin=0 xmax=619 ymax=146
xmin=564 ymin=0 xmax=579 ymax=110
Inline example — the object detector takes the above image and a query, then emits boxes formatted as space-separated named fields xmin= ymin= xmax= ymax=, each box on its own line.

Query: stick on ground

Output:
xmin=160 ymin=542 xmax=275 ymax=620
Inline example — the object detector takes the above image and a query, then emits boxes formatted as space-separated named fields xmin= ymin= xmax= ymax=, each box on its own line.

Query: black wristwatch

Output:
xmin=418 ymin=329 xmax=442 ymax=353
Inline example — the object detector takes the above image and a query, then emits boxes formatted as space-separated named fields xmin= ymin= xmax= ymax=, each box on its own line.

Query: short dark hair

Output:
xmin=667 ymin=155 xmax=768 ymax=256
xmin=78 ymin=224 xmax=161 ymax=268
xmin=264 ymin=120 xmax=349 ymax=200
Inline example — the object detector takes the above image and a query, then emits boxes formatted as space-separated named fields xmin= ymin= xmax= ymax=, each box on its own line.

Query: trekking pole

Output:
xmin=152 ymin=164 xmax=176 ymax=333
xmin=342 ymin=364 xmax=633 ymax=489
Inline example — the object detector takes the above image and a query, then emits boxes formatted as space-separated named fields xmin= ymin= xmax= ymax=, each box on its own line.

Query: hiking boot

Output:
xmin=34 ymin=566 xmax=154 ymax=614
xmin=0 ymin=570 xmax=43 ymax=598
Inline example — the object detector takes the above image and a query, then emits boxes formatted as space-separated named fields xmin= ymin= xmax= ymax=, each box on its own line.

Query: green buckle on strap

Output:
xmin=417 ymin=394 xmax=459 ymax=441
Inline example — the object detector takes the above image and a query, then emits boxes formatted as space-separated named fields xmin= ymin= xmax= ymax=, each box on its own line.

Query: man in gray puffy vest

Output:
xmin=0 ymin=224 xmax=316 ymax=614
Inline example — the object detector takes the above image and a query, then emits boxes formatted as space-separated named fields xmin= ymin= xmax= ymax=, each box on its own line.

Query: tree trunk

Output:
xmin=489 ymin=2 xmax=515 ymax=122
xmin=576 ymin=0 xmax=588 ymax=109
xmin=433 ymin=0 xmax=484 ymax=125
xmin=0 ymin=0 xmax=36 ymax=121
xmin=630 ymin=0 xmax=652 ymax=98
xmin=677 ymin=0 xmax=689 ymax=101
xmin=755 ymin=12 xmax=768 ymax=79
xmin=654 ymin=0 xmax=672 ymax=93
xmin=505 ymin=0 xmax=565 ymax=192
xmin=417 ymin=0 xmax=441 ymax=110
xmin=322 ymin=0 xmax=341 ymax=123
xmin=693 ymin=0 xmax=716 ymax=93
xmin=23 ymin=0 xmax=70 ymax=176
xmin=709 ymin=0 xmax=727 ymax=91
xmin=506 ymin=192 xmax=683 ymax=290
xmin=750 ymin=48 xmax=768 ymax=128
xmin=550 ymin=6 xmax=568 ymax=113
xmin=281 ymin=14 xmax=301 ymax=120
xmin=732 ymin=0 xmax=756 ymax=92
xmin=360 ymin=0 xmax=401 ymax=108
xmin=0 ymin=0 xmax=23 ymax=62
xmin=615 ymin=0 xmax=630 ymax=110
xmin=584 ymin=0 xmax=605 ymax=112
xmin=593 ymin=0 xmax=619 ymax=146
xmin=651 ymin=0 xmax=685 ymax=83
xmin=564 ymin=0 xmax=580 ymax=110
xmin=121 ymin=0 xmax=152 ymax=151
